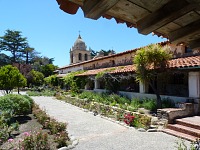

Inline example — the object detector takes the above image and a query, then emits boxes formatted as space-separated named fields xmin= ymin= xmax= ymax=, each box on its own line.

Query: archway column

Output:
xmin=94 ymin=78 xmax=100 ymax=89
xmin=139 ymin=81 xmax=149 ymax=93
xmin=189 ymin=72 xmax=200 ymax=98
xmin=85 ymin=82 xmax=90 ymax=90
xmin=188 ymin=71 xmax=200 ymax=114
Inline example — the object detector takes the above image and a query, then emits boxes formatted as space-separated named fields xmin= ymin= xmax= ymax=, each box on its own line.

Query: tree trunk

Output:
xmin=26 ymin=51 xmax=28 ymax=64
xmin=149 ymin=82 xmax=162 ymax=109
xmin=13 ymin=52 xmax=16 ymax=63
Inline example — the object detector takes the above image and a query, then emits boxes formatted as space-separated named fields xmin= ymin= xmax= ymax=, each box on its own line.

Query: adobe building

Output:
xmin=58 ymin=37 xmax=200 ymax=106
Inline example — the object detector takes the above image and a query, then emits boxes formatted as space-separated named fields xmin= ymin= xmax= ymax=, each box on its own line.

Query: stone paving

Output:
xmin=31 ymin=96 xmax=191 ymax=150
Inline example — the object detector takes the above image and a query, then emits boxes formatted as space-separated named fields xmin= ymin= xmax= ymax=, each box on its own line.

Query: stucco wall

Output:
xmin=59 ymin=65 xmax=83 ymax=74
xmin=83 ymin=52 xmax=135 ymax=70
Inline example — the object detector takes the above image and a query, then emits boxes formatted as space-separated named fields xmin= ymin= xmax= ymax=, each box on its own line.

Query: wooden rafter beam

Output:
xmin=169 ymin=19 xmax=200 ymax=44
xmin=189 ymin=38 xmax=200 ymax=49
xmin=136 ymin=0 xmax=196 ymax=35
xmin=82 ymin=0 xmax=119 ymax=20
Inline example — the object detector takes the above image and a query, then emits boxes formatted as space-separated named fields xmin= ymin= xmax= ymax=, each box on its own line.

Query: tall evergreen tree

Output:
xmin=0 ymin=30 xmax=28 ymax=63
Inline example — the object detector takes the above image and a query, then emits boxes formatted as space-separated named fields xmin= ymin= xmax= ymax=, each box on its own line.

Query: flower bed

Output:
xmin=0 ymin=94 xmax=70 ymax=149
xmin=63 ymin=95 xmax=151 ymax=129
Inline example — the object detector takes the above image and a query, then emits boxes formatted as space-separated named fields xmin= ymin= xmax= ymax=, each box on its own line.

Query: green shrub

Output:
xmin=0 ymin=94 xmax=32 ymax=116
xmin=22 ymin=95 xmax=34 ymax=107
xmin=55 ymin=131 xmax=70 ymax=148
xmin=162 ymin=98 xmax=175 ymax=108
xmin=0 ymin=110 xmax=14 ymax=125
xmin=108 ymin=94 xmax=130 ymax=105
xmin=27 ymin=89 xmax=56 ymax=96
xmin=78 ymin=91 xmax=94 ymax=100
xmin=130 ymin=98 xmax=141 ymax=110
xmin=0 ymin=111 xmax=19 ymax=144
xmin=20 ymin=131 xmax=50 ymax=150
xmin=0 ymin=96 xmax=14 ymax=112
xmin=5 ymin=94 xmax=31 ymax=115
xmin=141 ymin=98 xmax=157 ymax=111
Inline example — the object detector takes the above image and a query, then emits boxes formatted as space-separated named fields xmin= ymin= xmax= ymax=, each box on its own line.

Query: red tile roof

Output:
xmin=168 ymin=55 xmax=200 ymax=69
xmin=76 ymin=65 xmax=135 ymax=76
xmin=76 ymin=55 xmax=200 ymax=76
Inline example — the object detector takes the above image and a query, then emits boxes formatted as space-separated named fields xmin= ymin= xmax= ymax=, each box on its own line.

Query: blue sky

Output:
xmin=0 ymin=0 xmax=166 ymax=67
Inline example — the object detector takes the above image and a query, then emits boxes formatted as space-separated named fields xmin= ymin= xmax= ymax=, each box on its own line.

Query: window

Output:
xmin=112 ymin=60 xmax=115 ymax=66
xmin=79 ymin=53 xmax=82 ymax=61
xmin=185 ymin=46 xmax=192 ymax=53
xmin=71 ymin=54 xmax=73 ymax=63
xmin=85 ymin=54 xmax=88 ymax=61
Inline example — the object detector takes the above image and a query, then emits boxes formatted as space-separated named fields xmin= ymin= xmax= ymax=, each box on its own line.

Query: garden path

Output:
xmin=32 ymin=96 xmax=190 ymax=150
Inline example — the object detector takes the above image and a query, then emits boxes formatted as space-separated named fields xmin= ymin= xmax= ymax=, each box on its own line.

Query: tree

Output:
xmin=89 ymin=48 xmax=116 ymax=58
xmin=31 ymin=56 xmax=55 ymax=72
xmin=44 ymin=75 xmax=58 ymax=87
xmin=0 ymin=53 xmax=11 ymax=67
xmin=0 ymin=65 xmax=27 ymax=94
xmin=63 ymin=71 xmax=85 ymax=93
xmin=133 ymin=44 xmax=172 ymax=109
xmin=100 ymin=49 xmax=116 ymax=56
xmin=27 ymin=70 xmax=44 ymax=87
xmin=23 ymin=46 xmax=35 ymax=64
xmin=0 ymin=30 xmax=28 ymax=63
xmin=41 ymin=64 xmax=58 ymax=77
xmin=89 ymin=48 xmax=97 ymax=58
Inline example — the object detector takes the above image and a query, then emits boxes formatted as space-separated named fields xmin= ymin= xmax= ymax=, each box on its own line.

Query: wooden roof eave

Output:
xmin=57 ymin=0 xmax=200 ymax=49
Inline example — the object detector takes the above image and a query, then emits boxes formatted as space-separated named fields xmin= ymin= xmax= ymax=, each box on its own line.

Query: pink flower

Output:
xmin=23 ymin=132 xmax=30 ymax=136
xmin=8 ymin=139 xmax=14 ymax=142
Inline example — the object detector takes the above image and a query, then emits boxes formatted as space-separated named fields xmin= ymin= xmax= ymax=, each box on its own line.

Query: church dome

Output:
xmin=72 ymin=34 xmax=87 ymax=51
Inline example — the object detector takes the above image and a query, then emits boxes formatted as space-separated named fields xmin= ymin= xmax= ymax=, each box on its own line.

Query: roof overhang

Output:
xmin=57 ymin=0 xmax=200 ymax=50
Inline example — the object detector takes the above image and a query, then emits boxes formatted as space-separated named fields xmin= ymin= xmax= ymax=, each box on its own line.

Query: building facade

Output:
xmin=57 ymin=37 xmax=200 ymax=113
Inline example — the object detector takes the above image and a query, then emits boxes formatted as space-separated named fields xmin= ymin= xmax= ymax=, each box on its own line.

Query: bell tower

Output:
xmin=70 ymin=34 xmax=91 ymax=64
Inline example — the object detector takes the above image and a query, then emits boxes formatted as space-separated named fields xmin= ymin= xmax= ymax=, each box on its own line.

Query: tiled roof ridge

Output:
xmin=58 ymin=41 xmax=169 ymax=70
xmin=168 ymin=55 xmax=200 ymax=69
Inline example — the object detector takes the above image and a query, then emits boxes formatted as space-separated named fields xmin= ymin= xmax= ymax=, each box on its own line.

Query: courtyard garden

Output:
xmin=26 ymin=88 xmax=200 ymax=150
xmin=27 ymin=89 xmax=176 ymax=129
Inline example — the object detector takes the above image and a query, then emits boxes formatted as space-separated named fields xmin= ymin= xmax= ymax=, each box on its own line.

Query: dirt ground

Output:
xmin=0 ymin=114 xmax=57 ymax=150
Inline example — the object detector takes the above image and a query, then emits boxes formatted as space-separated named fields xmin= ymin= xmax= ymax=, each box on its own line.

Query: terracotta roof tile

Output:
xmin=76 ymin=55 xmax=200 ymax=76
xmin=76 ymin=65 xmax=135 ymax=76
xmin=168 ymin=55 xmax=200 ymax=69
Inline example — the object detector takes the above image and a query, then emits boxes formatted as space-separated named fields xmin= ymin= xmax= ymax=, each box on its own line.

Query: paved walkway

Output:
xmin=32 ymin=96 xmax=190 ymax=150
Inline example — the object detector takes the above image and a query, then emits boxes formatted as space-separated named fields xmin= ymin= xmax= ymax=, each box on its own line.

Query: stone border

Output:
xmin=58 ymin=134 xmax=79 ymax=150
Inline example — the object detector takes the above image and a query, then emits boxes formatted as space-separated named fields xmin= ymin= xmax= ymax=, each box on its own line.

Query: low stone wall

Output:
xmin=157 ymin=103 xmax=197 ymax=123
